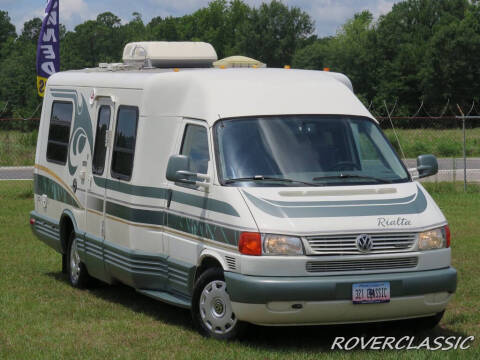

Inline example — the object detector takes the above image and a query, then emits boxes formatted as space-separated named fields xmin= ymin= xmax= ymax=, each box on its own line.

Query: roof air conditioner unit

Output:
xmin=122 ymin=41 xmax=218 ymax=68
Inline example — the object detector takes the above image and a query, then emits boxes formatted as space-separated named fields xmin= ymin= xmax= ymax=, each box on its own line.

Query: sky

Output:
xmin=1 ymin=0 xmax=403 ymax=37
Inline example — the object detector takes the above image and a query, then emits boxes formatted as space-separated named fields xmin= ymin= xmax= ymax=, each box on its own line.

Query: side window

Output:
xmin=46 ymin=101 xmax=73 ymax=164
xmin=92 ymin=106 xmax=111 ymax=175
xmin=180 ymin=124 xmax=209 ymax=174
xmin=111 ymin=106 xmax=138 ymax=181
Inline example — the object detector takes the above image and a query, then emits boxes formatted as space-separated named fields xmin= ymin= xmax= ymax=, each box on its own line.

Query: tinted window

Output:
xmin=92 ymin=106 xmax=111 ymax=175
xmin=111 ymin=106 xmax=138 ymax=180
xmin=181 ymin=125 xmax=209 ymax=174
xmin=214 ymin=116 xmax=409 ymax=186
xmin=46 ymin=101 xmax=73 ymax=164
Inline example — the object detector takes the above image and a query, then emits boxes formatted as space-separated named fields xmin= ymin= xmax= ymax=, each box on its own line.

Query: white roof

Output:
xmin=47 ymin=68 xmax=373 ymax=125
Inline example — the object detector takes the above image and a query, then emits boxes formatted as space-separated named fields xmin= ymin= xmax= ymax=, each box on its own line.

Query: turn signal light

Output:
xmin=239 ymin=232 xmax=262 ymax=256
xmin=445 ymin=225 xmax=451 ymax=248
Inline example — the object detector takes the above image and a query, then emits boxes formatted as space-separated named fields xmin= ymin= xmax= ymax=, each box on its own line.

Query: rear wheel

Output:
xmin=192 ymin=267 xmax=245 ymax=340
xmin=67 ymin=231 xmax=91 ymax=288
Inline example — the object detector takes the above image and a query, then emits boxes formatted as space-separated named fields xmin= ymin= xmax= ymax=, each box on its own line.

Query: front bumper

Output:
xmin=225 ymin=267 xmax=457 ymax=325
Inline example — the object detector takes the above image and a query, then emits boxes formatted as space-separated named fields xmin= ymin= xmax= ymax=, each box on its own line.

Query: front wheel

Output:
xmin=191 ymin=268 xmax=246 ymax=340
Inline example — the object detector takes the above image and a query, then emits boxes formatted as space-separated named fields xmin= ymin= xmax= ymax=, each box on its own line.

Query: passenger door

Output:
xmin=84 ymin=100 xmax=114 ymax=282
xmin=165 ymin=119 xmax=211 ymax=296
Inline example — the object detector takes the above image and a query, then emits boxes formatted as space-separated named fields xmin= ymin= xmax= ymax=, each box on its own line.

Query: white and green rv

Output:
xmin=31 ymin=42 xmax=456 ymax=339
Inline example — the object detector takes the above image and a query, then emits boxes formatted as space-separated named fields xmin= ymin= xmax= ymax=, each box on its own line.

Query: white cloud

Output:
xmin=374 ymin=0 xmax=396 ymax=17
xmin=60 ymin=0 xmax=91 ymax=22
xmin=5 ymin=0 xmax=403 ymax=36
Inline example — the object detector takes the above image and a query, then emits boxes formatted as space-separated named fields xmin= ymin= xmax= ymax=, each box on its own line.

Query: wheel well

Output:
xmin=194 ymin=256 xmax=223 ymax=283
xmin=59 ymin=215 xmax=74 ymax=254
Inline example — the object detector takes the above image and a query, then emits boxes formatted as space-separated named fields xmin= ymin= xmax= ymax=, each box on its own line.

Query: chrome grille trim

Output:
xmin=305 ymin=232 xmax=417 ymax=255
xmin=306 ymin=257 xmax=418 ymax=273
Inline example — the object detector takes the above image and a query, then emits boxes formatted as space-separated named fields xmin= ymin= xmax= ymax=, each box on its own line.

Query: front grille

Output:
xmin=305 ymin=232 xmax=417 ymax=255
xmin=306 ymin=257 xmax=418 ymax=273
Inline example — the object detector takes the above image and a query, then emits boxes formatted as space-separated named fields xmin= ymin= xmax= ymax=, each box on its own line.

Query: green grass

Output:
xmin=0 ymin=130 xmax=38 ymax=166
xmin=384 ymin=128 xmax=480 ymax=158
xmin=0 ymin=181 xmax=479 ymax=359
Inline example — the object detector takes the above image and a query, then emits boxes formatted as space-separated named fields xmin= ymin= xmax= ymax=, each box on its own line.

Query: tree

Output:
xmin=0 ymin=10 xmax=16 ymax=41
xmin=235 ymin=1 xmax=314 ymax=67
xmin=421 ymin=4 xmax=480 ymax=107
xmin=147 ymin=16 xmax=181 ymax=41
xmin=292 ymin=37 xmax=331 ymax=70
xmin=0 ymin=20 xmax=40 ymax=119
xmin=0 ymin=11 xmax=17 ymax=61
xmin=19 ymin=18 xmax=43 ymax=43
xmin=123 ymin=12 xmax=146 ymax=42
xmin=374 ymin=0 xmax=470 ymax=114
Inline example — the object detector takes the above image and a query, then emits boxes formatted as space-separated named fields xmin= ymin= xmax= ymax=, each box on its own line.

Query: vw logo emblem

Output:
xmin=356 ymin=234 xmax=373 ymax=252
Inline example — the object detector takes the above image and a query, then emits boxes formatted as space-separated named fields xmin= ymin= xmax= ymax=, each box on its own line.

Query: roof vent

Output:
xmin=122 ymin=41 xmax=218 ymax=68
xmin=213 ymin=56 xmax=266 ymax=68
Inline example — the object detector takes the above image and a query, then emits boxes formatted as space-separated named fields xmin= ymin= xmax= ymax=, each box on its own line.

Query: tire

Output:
xmin=66 ymin=231 xmax=91 ymax=288
xmin=191 ymin=267 xmax=246 ymax=340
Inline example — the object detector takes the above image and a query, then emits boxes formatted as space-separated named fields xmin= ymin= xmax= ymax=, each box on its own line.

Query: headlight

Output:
xmin=263 ymin=234 xmax=304 ymax=255
xmin=418 ymin=227 xmax=448 ymax=250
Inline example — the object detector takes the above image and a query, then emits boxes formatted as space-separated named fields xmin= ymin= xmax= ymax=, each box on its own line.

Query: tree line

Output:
xmin=1 ymin=0 xmax=480 ymax=125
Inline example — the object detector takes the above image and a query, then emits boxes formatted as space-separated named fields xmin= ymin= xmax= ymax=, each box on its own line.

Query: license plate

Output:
xmin=352 ymin=282 xmax=390 ymax=304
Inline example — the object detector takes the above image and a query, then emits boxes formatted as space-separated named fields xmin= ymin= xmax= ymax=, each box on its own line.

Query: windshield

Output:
xmin=214 ymin=115 xmax=410 ymax=187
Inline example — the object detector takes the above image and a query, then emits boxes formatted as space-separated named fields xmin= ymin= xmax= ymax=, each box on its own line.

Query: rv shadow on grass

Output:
xmin=46 ymin=272 xmax=193 ymax=331
xmin=47 ymin=271 xmax=466 ymax=350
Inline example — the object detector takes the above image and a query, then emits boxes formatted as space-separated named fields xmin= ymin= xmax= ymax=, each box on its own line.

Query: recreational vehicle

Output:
xmin=30 ymin=42 xmax=456 ymax=339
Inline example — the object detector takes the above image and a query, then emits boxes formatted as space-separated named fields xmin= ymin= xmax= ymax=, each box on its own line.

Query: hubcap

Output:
xmin=70 ymin=238 xmax=81 ymax=284
xmin=199 ymin=280 xmax=237 ymax=334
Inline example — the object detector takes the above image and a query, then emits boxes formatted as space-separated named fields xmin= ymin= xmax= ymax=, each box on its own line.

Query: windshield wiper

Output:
xmin=312 ymin=174 xmax=392 ymax=184
xmin=224 ymin=175 xmax=319 ymax=186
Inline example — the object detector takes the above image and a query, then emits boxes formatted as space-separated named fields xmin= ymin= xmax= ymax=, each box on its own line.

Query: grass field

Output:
xmin=1 ymin=128 xmax=479 ymax=167
xmin=0 ymin=131 xmax=37 ymax=166
xmin=0 ymin=181 xmax=479 ymax=359
xmin=384 ymin=128 xmax=480 ymax=158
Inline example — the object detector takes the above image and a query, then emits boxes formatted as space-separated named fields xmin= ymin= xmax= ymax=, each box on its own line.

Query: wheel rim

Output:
xmin=199 ymin=280 xmax=237 ymax=334
xmin=70 ymin=238 xmax=81 ymax=284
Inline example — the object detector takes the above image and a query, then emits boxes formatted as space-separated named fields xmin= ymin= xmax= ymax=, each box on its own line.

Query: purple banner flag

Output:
xmin=36 ymin=0 xmax=59 ymax=97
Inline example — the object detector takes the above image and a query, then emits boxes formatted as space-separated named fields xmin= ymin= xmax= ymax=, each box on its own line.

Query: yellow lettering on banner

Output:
xmin=37 ymin=76 xmax=47 ymax=97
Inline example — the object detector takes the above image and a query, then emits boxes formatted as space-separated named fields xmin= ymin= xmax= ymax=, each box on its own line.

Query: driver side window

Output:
xmin=180 ymin=124 xmax=209 ymax=174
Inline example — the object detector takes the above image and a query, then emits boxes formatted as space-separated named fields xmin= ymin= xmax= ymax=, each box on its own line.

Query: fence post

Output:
xmin=456 ymin=105 xmax=467 ymax=192
xmin=463 ymin=116 xmax=467 ymax=192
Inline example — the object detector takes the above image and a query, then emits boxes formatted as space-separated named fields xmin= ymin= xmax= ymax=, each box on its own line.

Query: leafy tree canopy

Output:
xmin=1 ymin=0 xmax=480 ymax=118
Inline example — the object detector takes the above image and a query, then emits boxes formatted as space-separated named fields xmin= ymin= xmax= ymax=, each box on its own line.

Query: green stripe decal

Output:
xmin=106 ymin=201 xmax=165 ymax=226
xmin=34 ymin=174 xmax=80 ymax=208
xmin=94 ymin=176 xmax=239 ymax=217
xmin=171 ymin=190 xmax=239 ymax=217
xmin=242 ymin=185 xmax=427 ymax=218
xmin=34 ymin=175 xmax=242 ymax=245
xmin=94 ymin=176 xmax=168 ymax=199
xmin=265 ymin=193 xmax=416 ymax=207
xmin=166 ymin=212 xmax=240 ymax=246
xmin=104 ymin=200 xmax=240 ymax=245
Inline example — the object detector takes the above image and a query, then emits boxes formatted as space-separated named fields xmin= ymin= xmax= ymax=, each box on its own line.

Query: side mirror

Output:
xmin=416 ymin=154 xmax=438 ymax=179
xmin=166 ymin=154 xmax=210 ymax=190
xmin=166 ymin=155 xmax=194 ymax=183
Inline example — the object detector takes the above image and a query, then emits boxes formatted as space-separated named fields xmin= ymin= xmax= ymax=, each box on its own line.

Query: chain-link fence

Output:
xmin=374 ymin=101 xmax=480 ymax=187
xmin=1 ymin=101 xmax=479 ymax=186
